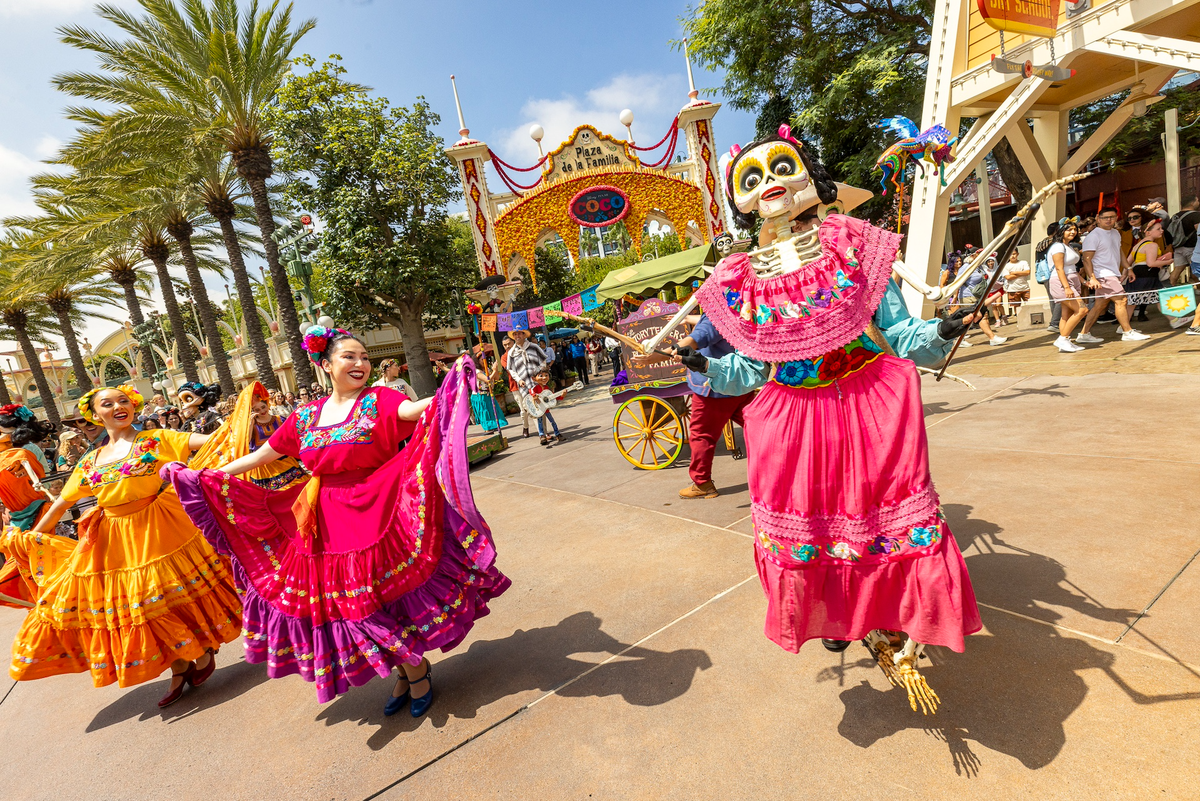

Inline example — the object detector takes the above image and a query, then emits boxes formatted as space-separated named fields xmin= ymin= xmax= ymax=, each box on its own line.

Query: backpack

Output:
xmin=1034 ymin=253 xmax=1051 ymax=283
xmin=1166 ymin=210 xmax=1200 ymax=249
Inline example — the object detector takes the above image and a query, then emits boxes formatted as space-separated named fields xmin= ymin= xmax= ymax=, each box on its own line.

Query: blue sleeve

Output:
xmin=700 ymin=352 xmax=770 ymax=396
xmin=689 ymin=315 xmax=717 ymax=350
xmin=872 ymin=279 xmax=954 ymax=368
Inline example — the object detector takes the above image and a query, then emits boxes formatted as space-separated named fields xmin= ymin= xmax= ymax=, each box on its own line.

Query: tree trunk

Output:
xmin=50 ymin=304 xmax=93 ymax=396
xmin=145 ymin=251 xmax=201 ymax=383
xmin=243 ymin=175 xmax=315 ymax=388
xmin=395 ymin=297 xmax=437 ymax=398
xmin=166 ymin=224 xmax=236 ymax=396
xmin=0 ymin=366 xmax=11 ymax=405
xmin=116 ymin=278 xmax=155 ymax=379
xmin=994 ymin=138 xmax=1033 ymax=206
xmin=217 ymin=215 xmax=279 ymax=391
xmin=13 ymin=324 xmax=60 ymax=425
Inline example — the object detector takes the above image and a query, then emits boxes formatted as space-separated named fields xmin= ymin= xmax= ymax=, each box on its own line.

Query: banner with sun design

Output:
xmin=1159 ymin=286 xmax=1196 ymax=318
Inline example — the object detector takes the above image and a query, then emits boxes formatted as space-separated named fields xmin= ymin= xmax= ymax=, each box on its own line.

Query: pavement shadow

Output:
xmin=835 ymin=503 xmax=1196 ymax=774
xmin=86 ymin=656 xmax=269 ymax=731
xmin=314 ymin=611 xmax=712 ymax=750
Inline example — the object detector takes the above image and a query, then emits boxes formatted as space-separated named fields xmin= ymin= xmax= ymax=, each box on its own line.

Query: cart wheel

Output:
xmin=613 ymin=395 xmax=684 ymax=470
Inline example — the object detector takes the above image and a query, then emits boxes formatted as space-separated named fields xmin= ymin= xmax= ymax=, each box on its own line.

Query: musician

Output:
xmin=530 ymin=369 xmax=564 ymax=446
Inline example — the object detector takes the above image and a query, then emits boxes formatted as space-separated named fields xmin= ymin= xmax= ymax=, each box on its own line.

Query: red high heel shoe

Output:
xmin=187 ymin=650 xmax=216 ymax=688
xmin=158 ymin=663 xmax=196 ymax=708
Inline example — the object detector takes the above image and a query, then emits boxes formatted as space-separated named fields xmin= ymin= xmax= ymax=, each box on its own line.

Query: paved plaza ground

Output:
xmin=2 ymin=318 xmax=1199 ymax=800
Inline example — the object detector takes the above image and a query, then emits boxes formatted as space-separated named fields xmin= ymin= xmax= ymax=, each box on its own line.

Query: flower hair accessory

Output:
xmin=302 ymin=325 xmax=353 ymax=364
xmin=0 ymin=403 xmax=36 ymax=422
xmin=78 ymin=384 xmax=144 ymax=425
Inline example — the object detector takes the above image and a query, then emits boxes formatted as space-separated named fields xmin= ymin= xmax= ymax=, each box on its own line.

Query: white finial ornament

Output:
xmin=683 ymin=38 xmax=699 ymax=103
xmin=450 ymin=75 xmax=469 ymax=140
xmin=619 ymin=108 xmax=635 ymax=143
xmin=529 ymin=124 xmax=545 ymax=158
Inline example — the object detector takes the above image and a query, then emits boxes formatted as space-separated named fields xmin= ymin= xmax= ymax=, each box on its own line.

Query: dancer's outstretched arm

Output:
xmin=29 ymin=496 xmax=73 ymax=535
xmin=219 ymin=445 xmax=281 ymax=477
xmin=399 ymin=397 xmax=434 ymax=421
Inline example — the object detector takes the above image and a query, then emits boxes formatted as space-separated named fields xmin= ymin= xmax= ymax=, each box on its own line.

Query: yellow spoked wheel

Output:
xmin=613 ymin=395 xmax=685 ymax=470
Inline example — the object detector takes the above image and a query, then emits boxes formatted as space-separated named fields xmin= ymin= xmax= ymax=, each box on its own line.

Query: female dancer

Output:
xmin=679 ymin=126 xmax=980 ymax=713
xmin=0 ymin=405 xmax=57 ymax=607
xmin=6 ymin=385 xmax=242 ymax=708
xmin=166 ymin=327 xmax=509 ymax=715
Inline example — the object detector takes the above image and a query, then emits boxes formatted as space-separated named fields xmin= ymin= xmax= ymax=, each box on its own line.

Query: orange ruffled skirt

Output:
xmin=8 ymin=491 xmax=242 ymax=688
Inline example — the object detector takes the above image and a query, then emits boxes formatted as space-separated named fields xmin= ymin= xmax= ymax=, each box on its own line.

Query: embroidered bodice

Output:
xmin=694 ymin=215 xmax=904 ymax=362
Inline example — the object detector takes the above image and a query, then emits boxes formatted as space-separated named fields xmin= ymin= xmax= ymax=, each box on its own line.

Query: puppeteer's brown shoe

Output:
xmin=679 ymin=481 xmax=719 ymax=499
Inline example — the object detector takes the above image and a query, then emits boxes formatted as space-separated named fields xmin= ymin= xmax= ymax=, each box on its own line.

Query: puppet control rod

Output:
xmin=554 ymin=310 xmax=676 ymax=357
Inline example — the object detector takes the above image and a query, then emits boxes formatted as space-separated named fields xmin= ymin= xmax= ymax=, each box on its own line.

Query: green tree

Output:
xmin=681 ymin=0 xmax=1032 ymax=211
xmin=513 ymin=246 xmax=575 ymax=312
xmin=269 ymin=56 xmax=473 ymax=397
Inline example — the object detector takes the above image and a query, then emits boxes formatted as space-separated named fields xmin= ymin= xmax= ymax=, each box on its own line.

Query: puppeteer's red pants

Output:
xmin=688 ymin=392 xmax=755 ymax=486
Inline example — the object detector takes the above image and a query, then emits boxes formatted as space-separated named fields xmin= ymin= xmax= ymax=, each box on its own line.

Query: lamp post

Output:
xmin=272 ymin=214 xmax=320 ymax=326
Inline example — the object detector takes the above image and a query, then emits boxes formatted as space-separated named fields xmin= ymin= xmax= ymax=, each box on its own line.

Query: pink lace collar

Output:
xmin=694 ymin=215 xmax=902 ymax=362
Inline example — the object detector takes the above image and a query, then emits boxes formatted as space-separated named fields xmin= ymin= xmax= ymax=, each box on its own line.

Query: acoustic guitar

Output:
xmin=520 ymin=380 xmax=584 ymax=418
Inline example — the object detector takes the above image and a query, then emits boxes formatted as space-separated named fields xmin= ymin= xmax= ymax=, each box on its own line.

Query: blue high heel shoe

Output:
xmin=383 ymin=675 xmax=409 ymax=717
xmin=408 ymin=660 xmax=433 ymax=718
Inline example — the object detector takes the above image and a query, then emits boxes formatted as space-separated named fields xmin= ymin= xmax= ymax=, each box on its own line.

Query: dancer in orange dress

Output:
xmin=0 ymin=405 xmax=57 ymax=608
xmin=7 ymin=385 xmax=242 ymax=709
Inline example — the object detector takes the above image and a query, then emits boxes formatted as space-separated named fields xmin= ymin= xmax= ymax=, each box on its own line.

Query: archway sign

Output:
xmin=445 ymin=48 xmax=729 ymax=290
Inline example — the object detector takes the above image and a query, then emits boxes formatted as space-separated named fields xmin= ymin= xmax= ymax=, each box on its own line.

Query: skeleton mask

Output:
xmin=713 ymin=232 xmax=735 ymax=257
xmin=729 ymin=134 xmax=810 ymax=221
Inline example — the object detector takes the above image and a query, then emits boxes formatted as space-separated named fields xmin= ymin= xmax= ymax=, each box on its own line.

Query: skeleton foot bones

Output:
xmin=863 ymin=630 xmax=940 ymax=715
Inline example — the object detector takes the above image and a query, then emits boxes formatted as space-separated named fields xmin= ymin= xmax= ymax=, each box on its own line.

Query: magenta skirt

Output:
xmin=166 ymin=360 xmax=510 ymax=702
xmin=743 ymin=354 xmax=981 ymax=652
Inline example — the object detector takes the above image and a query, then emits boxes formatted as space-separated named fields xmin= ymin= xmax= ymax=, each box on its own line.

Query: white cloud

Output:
xmin=0 ymin=141 xmax=41 ymax=220
xmin=494 ymin=72 xmax=689 ymax=164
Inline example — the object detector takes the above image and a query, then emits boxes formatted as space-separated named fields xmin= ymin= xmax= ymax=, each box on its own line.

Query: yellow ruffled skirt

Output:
xmin=8 ymin=491 xmax=242 ymax=688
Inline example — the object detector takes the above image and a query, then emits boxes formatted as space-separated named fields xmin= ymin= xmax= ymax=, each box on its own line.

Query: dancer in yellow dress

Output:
xmin=7 ymin=384 xmax=242 ymax=709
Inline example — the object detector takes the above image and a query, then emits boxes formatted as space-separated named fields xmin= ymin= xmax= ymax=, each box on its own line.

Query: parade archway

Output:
xmin=446 ymin=56 xmax=730 ymax=289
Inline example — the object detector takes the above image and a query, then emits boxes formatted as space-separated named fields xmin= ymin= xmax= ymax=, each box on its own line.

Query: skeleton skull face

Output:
xmin=176 ymin=389 xmax=205 ymax=419
xmin=730 ymin=140 xmax=810 ymax=221
xmin=713 ymin=232 xmax=735 ymax=257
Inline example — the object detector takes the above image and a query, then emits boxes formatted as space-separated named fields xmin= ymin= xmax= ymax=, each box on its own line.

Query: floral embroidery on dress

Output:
xmin=757 ymin=520 xmax=942 ymax=566
xmin=296 ymin=391 xmax=380 ymax=451
xmin=79 ymin=433 xmax=164 ymax=488
xmin=771 ymin=336 xmax=883 ymax=389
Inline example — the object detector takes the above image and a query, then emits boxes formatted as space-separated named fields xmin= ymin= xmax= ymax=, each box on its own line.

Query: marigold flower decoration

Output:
xmin=302 ymin=325 xmax=353 ymax=364
xmin=78 ymin=384 xmax=144 ymax=425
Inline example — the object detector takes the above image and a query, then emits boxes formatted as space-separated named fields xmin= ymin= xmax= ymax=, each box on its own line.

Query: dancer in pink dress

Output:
xmin=166 ymin=327 xmax=509 ymax=715
xmin=678 ymin=127 xmax=980 ymax=713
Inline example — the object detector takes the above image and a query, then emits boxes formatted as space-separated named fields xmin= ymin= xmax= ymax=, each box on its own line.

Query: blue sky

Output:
xmin=0 ymin=0 xmax=756 ymax=357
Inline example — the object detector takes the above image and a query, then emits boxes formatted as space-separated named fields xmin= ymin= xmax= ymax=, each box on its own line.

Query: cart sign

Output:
xmin=569 ymin=185 xmax=631 ymax=228
xmin=616 ymin=298 xmax=688 ymax=385
xmin=977 ymin=0 xmax=1060 ymax=38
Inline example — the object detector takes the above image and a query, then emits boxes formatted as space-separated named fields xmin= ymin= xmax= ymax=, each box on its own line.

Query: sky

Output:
xmin=0 ymin=0 xmax=756 ymax=367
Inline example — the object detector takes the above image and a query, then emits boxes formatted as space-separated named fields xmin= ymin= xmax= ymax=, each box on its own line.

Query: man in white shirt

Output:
xmin=1076 ymin=207 xmax=1150 ymax=343
xmin=373 ymin=358 xmax=419 ymax=398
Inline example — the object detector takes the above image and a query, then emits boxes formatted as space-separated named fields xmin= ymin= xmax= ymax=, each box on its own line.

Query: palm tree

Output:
xmin=206 ymin=0 xmax=317 ymax=388
xmin=98 ymin=248 xmax=158 ymax=380
xmin=2 ymin=228 xmax=122 ymax=397
xmin=55 ymin=0 xmax=317 ymax=388
xmin=135 ymin=223 xmax=201 ymax=383
xmin=197 ymin=158 xmax=279 ymax=390
xmin=0 ymin=239 xmax=64 ymax=424
xmin=160 ymin=202 xmax=236 ymax=395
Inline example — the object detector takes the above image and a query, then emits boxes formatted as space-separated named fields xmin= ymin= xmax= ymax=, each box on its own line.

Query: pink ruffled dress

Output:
xmin=694 ymin=215 xmax=981 ymax=652
xmin=165 ymin=360 xmax=509 ymax=701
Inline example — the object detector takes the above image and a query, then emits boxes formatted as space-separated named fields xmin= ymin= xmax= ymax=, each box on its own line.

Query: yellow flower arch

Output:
xmin=493 ymin=167 xmax=708 ymax=290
